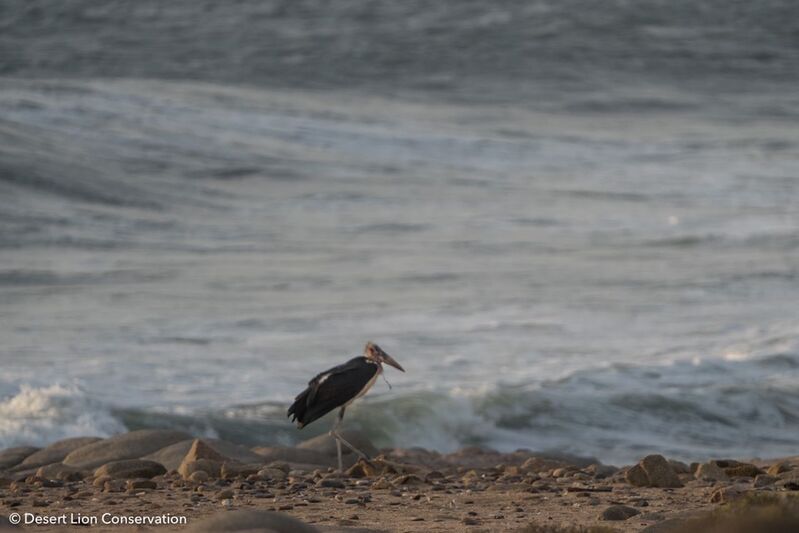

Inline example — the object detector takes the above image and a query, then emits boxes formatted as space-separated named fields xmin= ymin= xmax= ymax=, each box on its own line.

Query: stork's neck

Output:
xmin=365 ymin=357 xmax=383 ymax=373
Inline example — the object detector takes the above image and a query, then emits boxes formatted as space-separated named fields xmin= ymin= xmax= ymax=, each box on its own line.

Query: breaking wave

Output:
xmin=4 ymin=353 xmax=798 ymax=465
xmin=0 ymin=384 xmax=125 ymax=449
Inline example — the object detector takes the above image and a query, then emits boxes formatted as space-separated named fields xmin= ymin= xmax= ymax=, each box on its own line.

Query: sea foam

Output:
xmin=0 ymin=384 xmax=126 ymax=449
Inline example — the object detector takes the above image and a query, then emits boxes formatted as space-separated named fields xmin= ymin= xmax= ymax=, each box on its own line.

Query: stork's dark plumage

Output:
xmin=288 ymin=342 xmax=404 ymax=470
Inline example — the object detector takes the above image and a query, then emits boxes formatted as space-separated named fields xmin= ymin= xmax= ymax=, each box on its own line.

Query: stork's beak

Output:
xmin=381 ymin=353 xmax=405 ymax=372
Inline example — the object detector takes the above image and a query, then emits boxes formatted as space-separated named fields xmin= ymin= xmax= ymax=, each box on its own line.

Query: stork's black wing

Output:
xmin=287 ymin=357 xmax=379 ymax=428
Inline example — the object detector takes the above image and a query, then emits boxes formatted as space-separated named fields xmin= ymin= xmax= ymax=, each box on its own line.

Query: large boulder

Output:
xmin=16 ymin=437 xmax=102 ymax=470
xmin=724 ymin=463 xmax=763 ymax=478
xmin=625 ymin=463 xmax=650 ymax=486
xmin=0 ymin=446 xmax=40 ymax=470
xmin=178 ymin=439 xmax=226 ymax=479
xmin=94 ymin=459 xmax=166 ymax=480
xmin=188 ymin=510 xmax=318 ymax=532
xmin=251 ymin=446 xmax=343 ymax=469
xmin=144 ymin=439 xmax=265 ymax=471
xmin=220 ymin=462 xmax=263 ymax=479
xmin=36 ymin=463 xmax=85 ymax=481
xmin=767 ymin=462 xmax=791 ymax=476
xmin=63 ymin=429 xmax=190 ymax=469
xmin=625 ymin=455 xmax=683 ymax=488
xmin=695 ymin=461 xmax=730 ymax=482
xmin=296 ymin=430 xmax=378 ymax=458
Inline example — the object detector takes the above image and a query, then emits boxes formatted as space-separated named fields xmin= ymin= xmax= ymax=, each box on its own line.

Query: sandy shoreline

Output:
xmin=2 ymin=430 xmax=798 ymax=532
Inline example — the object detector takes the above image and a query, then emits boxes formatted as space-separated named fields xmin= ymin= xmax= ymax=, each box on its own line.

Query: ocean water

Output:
xmin=1 ymin=0 xmax=798 ymax=465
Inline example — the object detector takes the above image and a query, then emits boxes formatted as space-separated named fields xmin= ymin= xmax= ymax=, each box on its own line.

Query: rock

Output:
xmin=372 ymin=477 xmax=393 ymax=490
xmin=778 ymin=470 xmax=799 ymax=481
xmin=221 ymin=462 xmax=261 ymax=479
xmin=216 ymin=489 xmax=234 ymax=500
xmin=393 ymin=474 xmax=425 ymax=486
xmin=279 ymin=462 xmax=321 ymax=473
xmin=178 ymin=440 xmax=226 ymax=479
xmin=551 ymin=467 xmax=576 ymax=478
xmin=181 ymin=459 xmax=222 ymax=479
xmin=668 ymin=460 xmax=691 ymax=474
xmin=127 ymin=479 xmax=157 ymax=490
xmin=34 ymin=477 xmax=63 ymax=488
xmin=250 ymin=446 xmax=345 ymax=469
xmin=462 ymin=469 xmax=481 ymax=483
xmin=709 ymin=484 xmax=748 ymax=503
xmin=753 ymin=474 xmax=778 ymax=488
xmin=723 ymin=463 xmax=762 ymax=478
xmin=63 ymin=429 xmax=190 ymax=469
xmin=425 ymin=470 xmax=445 ymax=481
xmin=532 ymin=451 xmax=599 ymax=469
xmin=625 ymin=464 xmax=650 ymax=487
xmin=625 ymin=455 xmax=682 ymax=488
xmin=601 ymin=504 xmax=641 ymax=521
xmin=776 ymin=475 xmax=799 ymax=490
xmin=585 ymin=463 xmax=617 ymax=478
xmin=256 ymin=467 xmax=287 ymax=482
xmin=707 ymin=459 xmax=763 ymax=478
xmin=346 ymin=459 xmax=384 ymax=478
xmin=145 ymin=438 xmax=265 ymax=471
xmin=35 ymin=463 xmax=84 ymax=481
xmin=16 ymin=437 xmax=102 ymax=470
xmin=296 ymin=430 xmax=378 ymax=458
xmin=641 ymin=454 xmax=683 ymax=487
xmin=520 ymin=456 xmax=572 ymax=473
xmin=103 ymin=479 xmax=126 ymax=492
xmin=316 ymin=478 xmax=345 ymax=488
xmin=0 ymin=446 xmax=40 ymax=470
xmin=767 ymin=462 xmax=791 ymax=476
xmin=266 ymin=461 xmax=290 ymax=474
xmin=695 ymin=461 xmax=730 ymax=482
xmin=189 ymin=471 xmax=209 ymax=483
xmin=187 ymin=509 xmax=319 ymax=532
xmin=182 ymin=439 xmax=225 ymax=462
xmin=94 ymin=459 xmax=166 ymax=480
xmin=4 ymin=467 xmax=39 ymax=482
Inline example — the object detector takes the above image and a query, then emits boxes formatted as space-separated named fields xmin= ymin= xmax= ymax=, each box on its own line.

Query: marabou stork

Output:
xmin=288 ymin=342 xmax=404 ymax=471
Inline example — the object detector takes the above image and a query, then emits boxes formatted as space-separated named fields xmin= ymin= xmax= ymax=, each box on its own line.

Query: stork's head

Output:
xmin=364 ymin=342 xmax=405 ymax=372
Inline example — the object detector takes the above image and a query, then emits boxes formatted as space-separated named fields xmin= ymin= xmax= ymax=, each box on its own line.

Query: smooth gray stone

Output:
xmin=16 ymin=437 xmax=102 ymax=470
xmin=0 ymin=446 xmax=40 ymax=470
xmin=144 ymin=438 xmax=266 ymax=471
xmin=296 ymin=430 xmax=378 ymax=458
xmin=63 ymin=429 xmax=190 ymax=469
xmin=94 ymin=459 xmax=166 ymax=480
xmin=251 ymin=446 xmax=344 ymax=468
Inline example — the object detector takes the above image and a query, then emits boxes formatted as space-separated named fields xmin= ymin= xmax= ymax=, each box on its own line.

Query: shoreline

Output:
xmin=2 ymin=429 xmax=798 ymax=532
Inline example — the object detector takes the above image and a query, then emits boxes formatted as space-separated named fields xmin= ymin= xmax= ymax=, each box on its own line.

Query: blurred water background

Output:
xmin=1 ymin=0 xmax=798 ymax=464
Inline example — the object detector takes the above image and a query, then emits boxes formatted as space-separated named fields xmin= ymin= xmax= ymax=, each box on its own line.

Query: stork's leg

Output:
xmin=329 ymin=407 xmax=369 ymax=471
xmin=331 ymin=407 xmax=345 ymax=471
xmin=336 ymin=434 xmax=343 ymax=472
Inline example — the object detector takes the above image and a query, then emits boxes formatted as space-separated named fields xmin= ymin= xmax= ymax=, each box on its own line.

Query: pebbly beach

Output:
xmin=2 ymin=429 xmax=799 ymax=532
